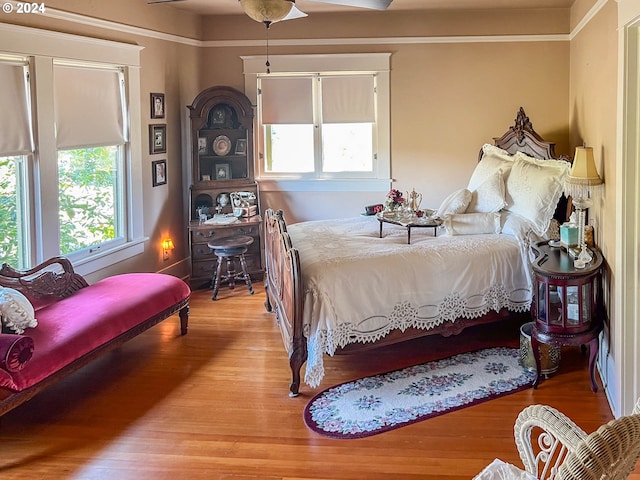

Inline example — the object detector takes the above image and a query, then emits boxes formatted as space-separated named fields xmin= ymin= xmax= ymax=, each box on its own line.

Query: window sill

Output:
xmin=71 ymin=237 xmax=147 ymax=278
xmin=257 ymin=178 xmax=391 ymax=192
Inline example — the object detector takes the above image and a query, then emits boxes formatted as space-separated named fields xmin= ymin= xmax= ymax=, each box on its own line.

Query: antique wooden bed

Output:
xmin=263 ymin=108 xmax=570 ymax=396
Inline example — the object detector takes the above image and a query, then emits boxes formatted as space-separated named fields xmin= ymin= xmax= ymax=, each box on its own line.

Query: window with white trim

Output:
xmin=260 ymin=73 xmax=376 ymax=177
xmin=0 ymin=57 xmax=33 ymax=269
xmin=243 ymin=54 xmax=391 ymax=191
xmin=0 ymin=24 xmax=143 ymax=274
xmin=54 ymin=63 xmax=126 ymax=258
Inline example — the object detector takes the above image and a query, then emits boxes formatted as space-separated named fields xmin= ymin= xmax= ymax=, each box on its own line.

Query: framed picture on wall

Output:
xmin=150 ymin=93 xmax=165 ymax=119
xmin=150 ymin=124 xmax=166 ymax=154
xmin=152 ymin=159 xmax=167 ymax=187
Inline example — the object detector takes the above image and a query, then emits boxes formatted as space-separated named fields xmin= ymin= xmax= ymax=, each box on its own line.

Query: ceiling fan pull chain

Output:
xmin=264 ymin=20 xmax=271 ymax=74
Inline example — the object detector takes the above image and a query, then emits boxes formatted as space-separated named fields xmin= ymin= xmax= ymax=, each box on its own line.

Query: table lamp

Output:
xmin=563 ymin=146 xmax=603 ymax=268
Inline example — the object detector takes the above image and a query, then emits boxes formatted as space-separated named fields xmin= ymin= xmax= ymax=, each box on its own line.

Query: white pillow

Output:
xmin=443 ymin=212 xmax=502 ymax=235
xmin=0 ymin=287 xmax=38 ymax=334
xmin=504 ymin=152 xmax=570 ymax=236
xmin=466 ymin=169 xmax=506 ymax=213
xmin=468 ymin=144 xmax=515 ymax=191
xmin=434 ymin=188 xmax=472 ymax=219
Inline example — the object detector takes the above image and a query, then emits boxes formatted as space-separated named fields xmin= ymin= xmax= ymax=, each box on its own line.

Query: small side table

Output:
xmin=376 ymin=213 xmax=442 ymax=244
xmin=530 ymin=241 xmax=604 ymax=392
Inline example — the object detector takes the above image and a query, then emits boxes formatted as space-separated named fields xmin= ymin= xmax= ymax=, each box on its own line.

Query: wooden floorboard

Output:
xmin=0 ymin=284 xmax=636 ymax=479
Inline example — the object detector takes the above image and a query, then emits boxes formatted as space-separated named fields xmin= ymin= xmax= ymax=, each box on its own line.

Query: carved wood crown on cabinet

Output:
xmin=187 ymin=86 xmax=263 ymax=290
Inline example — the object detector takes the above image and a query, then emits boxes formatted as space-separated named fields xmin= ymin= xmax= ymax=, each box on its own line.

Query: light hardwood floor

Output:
xmin=0 ymin=284 xmax=636 ymax=480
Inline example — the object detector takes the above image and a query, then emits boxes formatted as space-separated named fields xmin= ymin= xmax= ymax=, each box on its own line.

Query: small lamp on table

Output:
xmin=563 ymin=146 xmax=603 ymax=268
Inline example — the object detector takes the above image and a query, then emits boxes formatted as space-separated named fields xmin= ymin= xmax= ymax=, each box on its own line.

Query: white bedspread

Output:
xmin=287 ymin=215 xmax=534 ymax=388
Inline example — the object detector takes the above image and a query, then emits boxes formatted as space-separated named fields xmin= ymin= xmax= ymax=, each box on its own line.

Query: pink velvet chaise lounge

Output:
xmin=0 ymin=256 xmax=190 ymax=417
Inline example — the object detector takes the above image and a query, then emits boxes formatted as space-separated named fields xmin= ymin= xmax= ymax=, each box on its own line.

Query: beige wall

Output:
xmin=568 ymin=0 xmax=618 ymax=398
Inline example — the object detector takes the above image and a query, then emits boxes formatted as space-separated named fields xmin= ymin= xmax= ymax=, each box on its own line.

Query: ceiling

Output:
xmin=159 ymin=0 xmax=575 ymax=16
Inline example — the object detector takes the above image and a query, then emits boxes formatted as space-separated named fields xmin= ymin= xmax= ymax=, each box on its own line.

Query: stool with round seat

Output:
xmin=207 ymin=235 xmax=255 ymax=300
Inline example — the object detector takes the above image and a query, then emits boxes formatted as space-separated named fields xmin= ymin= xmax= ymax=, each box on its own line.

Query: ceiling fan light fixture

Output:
xmin=240 ymin=0 xmax=295 ymax=24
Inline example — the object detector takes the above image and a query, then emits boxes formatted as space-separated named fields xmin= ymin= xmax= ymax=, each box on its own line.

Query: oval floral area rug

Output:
xmin=303 ymin=347 xmax=536 ymax=439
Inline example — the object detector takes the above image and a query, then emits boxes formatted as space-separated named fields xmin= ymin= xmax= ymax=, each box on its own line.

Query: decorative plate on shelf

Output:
xmin=212 ymin=135 xmax=231 ymax=156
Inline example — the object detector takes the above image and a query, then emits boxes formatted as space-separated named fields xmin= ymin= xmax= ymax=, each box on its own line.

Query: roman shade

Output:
xmin=260 ymin=76 xmax=312 ymax=124
xmin=322 ymin=75 xmax=375 ymax=123
xmin=54 ymin=64 xmax=125 ymax=149
xmin=0 ymin=61 xmax=32 ymax=156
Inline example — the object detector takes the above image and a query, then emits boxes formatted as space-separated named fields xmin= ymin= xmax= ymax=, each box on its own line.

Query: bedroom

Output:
xmin=0 ymin=0 xmax=639 ymax=475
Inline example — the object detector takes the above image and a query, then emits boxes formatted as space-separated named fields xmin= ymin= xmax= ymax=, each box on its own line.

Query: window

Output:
xmin=53 ymin=63 xmax=126 ymax=258
xmin=243 ymin=54 xmax=390 ymax=192
xmin=0 ymin=58 xmax=32 ymax=269
xmin=0 ymin=24 xmax=143 ymax=274
xmin=260 ymin=74 xmax=375 ymax=177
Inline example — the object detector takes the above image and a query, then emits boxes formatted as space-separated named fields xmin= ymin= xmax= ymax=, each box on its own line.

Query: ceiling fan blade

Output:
xmin=282 ymin=3 xmax=307 ymax=21
xmin=147 ymin=0 xmax=186 ymax=4
xmin=308 ymin=0 xmax=392 ymax=11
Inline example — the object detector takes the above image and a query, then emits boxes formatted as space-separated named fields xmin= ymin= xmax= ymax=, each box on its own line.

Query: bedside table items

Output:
xmin=563 ymin=146 xmax=603 ymax=269
xmin=560 ymin=215 xmax=579 ymax=249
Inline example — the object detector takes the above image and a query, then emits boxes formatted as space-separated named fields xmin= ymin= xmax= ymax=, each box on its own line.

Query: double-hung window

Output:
xmin=0 ymin=24 xmax=143 ymax=275
xmin=53 ymin=63 xmax=126 ymax=257
xmin=0 ymin=57 xmax=32 ymax=269
xmin=243 ymin=54 xmax=390 ymax=191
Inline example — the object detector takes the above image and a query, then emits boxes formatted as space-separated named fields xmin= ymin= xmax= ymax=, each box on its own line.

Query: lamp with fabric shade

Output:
xmin=564 ymin=146 xmax=603 ymax=268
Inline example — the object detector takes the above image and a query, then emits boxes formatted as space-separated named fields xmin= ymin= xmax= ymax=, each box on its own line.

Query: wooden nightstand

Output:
xmin=530 ymin=241 xmax=604 ymax=392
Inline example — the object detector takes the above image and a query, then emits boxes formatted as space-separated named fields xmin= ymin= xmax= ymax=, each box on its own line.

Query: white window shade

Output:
xmin=260 ymin=76 xmax=312 ymax=124
xmin=54 ymin=65 xmax=125 ymax=149
xmin=0 ymin=62 xmax=32 ymax=156
xmin=322 ymin=75 xmax=375 ymax=124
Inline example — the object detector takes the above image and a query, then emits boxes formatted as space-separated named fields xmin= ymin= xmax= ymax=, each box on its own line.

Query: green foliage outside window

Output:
xmin=0 ymin=147 xmax=119 ymax=268
xmin=58 ymin=146 xmax=118 ymax=254
xmin=0 ymin=157 xmax=19 ymax=267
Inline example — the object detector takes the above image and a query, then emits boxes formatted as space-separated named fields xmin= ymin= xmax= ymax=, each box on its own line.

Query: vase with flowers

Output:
xmin=384 ymin=188 xmax=405 ymax=217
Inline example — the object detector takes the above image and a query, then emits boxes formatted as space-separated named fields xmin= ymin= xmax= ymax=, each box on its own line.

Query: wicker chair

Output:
xmin=473 ymin=398 xmax=640 ymax=480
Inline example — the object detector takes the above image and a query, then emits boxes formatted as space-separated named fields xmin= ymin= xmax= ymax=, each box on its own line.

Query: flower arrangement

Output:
xmin=385 ymin=188 xmax=405 ymax=209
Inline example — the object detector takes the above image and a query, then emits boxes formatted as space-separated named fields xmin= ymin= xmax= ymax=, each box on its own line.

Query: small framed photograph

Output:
xmin=201 ymin=174 xmax=211 ymax=181
xmin=152 ymin=159 xmax=167 ymax=187
xmin=234 ymin=138 xmax=247 ymax=155
xmin=150 ymin=124 xmax=166 ymax=154
xmin=150 ymin=93 xmax=165 ymax=119
xmin=214 ymin=163 xmax=231 ymax=180
xmin=198 ymin=137 xmax=207 ymax=155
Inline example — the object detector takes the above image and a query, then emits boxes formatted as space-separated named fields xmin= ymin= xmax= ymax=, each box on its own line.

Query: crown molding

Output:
xmin=3 ymin=1 xmax=602 ymax=48
xmin=570 ymin=0 xmax=609 ymax=40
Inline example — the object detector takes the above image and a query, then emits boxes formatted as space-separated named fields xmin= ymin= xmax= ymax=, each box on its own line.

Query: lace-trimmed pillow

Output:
xmin=466 ymin=169 xmax=506 ymax=213
xmin=468 ymin=144 xmax=515 ymax=191
xmin=505 ymin=152 xmax=571 ymax=236
xmin=434 ymin=188 xmax=472 ymax=219
xmin=0 ymin=287 xmax=38 ymax=334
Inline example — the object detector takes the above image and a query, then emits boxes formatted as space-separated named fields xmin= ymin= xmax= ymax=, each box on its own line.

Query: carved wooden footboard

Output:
xmin=263 ymin=209 xmax=305 ymax=396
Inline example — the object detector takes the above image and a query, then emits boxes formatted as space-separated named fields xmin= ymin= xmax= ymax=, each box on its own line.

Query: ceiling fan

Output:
xmin=148 ymin=1 xmax=393 ymax=23
xmin=240 ymin=0 xmax=392 ymax=24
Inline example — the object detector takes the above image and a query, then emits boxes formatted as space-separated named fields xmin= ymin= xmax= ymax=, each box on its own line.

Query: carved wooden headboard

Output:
xmin=479 ymin=107 xmax=570 ymax=224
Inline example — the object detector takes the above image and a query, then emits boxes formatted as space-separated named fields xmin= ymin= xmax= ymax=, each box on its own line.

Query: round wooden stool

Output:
xmin=207 ymin=235 xmax=255 ymax=300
